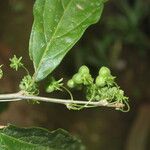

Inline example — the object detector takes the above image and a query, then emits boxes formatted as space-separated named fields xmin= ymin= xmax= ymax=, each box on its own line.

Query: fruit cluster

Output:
xmin=67 ymin=65 xmax=93 ymax=88
xmin=67 ymin=65 xmax=129 ymax=111
xmin=19 ymin=75 xmax=39 ymax=95
xmin=45 ymin=65 xmax=129 ymax=111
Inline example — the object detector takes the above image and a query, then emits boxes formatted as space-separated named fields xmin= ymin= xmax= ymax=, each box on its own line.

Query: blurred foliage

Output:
xmin=9 ymin=0 xmax=26 ymax=12
xmin=0 ymin=125 xmax=85 ymax=150
xmin=0 ymin=103 xmax=8 ymax=113
xmin=71 ymin=0 xmax=150 ymax=70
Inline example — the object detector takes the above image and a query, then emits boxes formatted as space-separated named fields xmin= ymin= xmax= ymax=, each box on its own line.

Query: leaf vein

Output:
xmin=54 ymin=6 xmax=102 ymax=40
xmin=34 ymin=0 xmax=73 ymax=77
xmin=47 ymin=6 xmax=102 ymax=63
xmin=43 ymin=0 xmax=47 ymax=42
xmin=61 ymin=0 xmax=65 ymax=10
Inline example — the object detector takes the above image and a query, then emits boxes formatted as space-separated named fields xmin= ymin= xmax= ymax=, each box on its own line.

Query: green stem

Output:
xmin=22 ymin=65 xmax=29 ymax=75
xmin=62 ymin=86 xmax=74 ymax=101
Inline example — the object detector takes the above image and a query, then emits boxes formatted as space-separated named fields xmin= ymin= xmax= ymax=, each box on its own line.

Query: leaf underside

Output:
xmin=0 ymin=125 xmax=85 ymax=150
xmin=29 ymin=0 xmax=104 ymax=81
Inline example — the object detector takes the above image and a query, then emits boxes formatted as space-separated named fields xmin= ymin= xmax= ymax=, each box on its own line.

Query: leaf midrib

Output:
xmin=34 ymin=0 xmax=73 ymax=75
xmin=43 ymin=0 xmax=47 ymax=42
xmin=54 ymin=6 xmax=103 ymax=39
xmin=45 ymin=6 xmax=103 ymax=60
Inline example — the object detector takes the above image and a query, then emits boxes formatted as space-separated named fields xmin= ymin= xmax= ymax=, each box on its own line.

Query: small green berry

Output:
xmin=0 ymin=65 xmax=3 ymax=79
xmin=67 ymin=79 xmax=75 ymax=88
xmin=95 ymin=95 xmax=100 ymax=101
xmin=79 ymin=65 xmax=90 ymax=74
xmin=83 ymin=73 xmax=93 ymax=85
xmin=119 ymin=90 xmax=124 ymax=95
xmin=46 ymin=86 xmax=55 ymax=93
xmin=73 ymin=73 xmax=82 ymax=84
xmin=46 ymin=77 xmax=63 ymax=93
xmin=0 ymin=71 xmax=3 ymax=79
xmin=95 ymin=76 xmax=106 ymax=87
xmin=99 ymin=66 xmax=111 ymax=77
xmin=106 ymin=76 xmax=115 ymax=86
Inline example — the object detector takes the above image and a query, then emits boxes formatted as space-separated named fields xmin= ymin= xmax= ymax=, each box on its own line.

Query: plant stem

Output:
xmin=0 ymin=92 xmax=124 ymax=109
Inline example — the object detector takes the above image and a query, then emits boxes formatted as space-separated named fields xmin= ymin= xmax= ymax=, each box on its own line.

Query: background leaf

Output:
xmin=0 ymin=125 xmax=85 ymax=150
xmin=29 ymin=0 xmax=105 ymax=81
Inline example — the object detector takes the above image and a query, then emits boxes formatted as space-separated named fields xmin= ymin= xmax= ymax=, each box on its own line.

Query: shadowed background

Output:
xmin=0 ymin=0 xmax=150 ymax=150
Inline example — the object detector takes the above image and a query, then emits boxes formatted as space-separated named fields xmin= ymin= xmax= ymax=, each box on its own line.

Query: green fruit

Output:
xmin=73 ymin=73 xmax=82 ymax=84
xmin=99 ymin=66 xmax=111 ymax=77
xmin=95 ymin=76 xmax=106 ymax=87
xmin=106 ymin=76 xmax=115 ymax=86
xmin=79 ymin=65 xmax=90 ymax=74
xmin=46 ymin=86 xmax=54 ymax=93
xmin=83 ymin=74 xmax=93 ymax=85
xmin=0 ymin=70 xmax=3 ymax=79
xmin=0 ymin=65 xmax=3 ymax=79
xmin=67 ymin=79 xmax=75 ymax=88
xmin=119 ymin=90 xmax=124 ymax=95
xmin=95 ymin=95 xmax=100 ymax=101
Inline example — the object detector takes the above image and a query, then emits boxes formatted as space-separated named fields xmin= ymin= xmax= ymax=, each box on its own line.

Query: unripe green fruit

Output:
xmin=106 ymin=76 xmax=115 ymax=86
xmin=95 ymin=95 xmax=100 ymax=101
xmin=95 ymin=76 xmax=106 ymax=87
xmin=0 ymin=70 xmax=3 ymax=79
xmin=83 ymin=74 xmax=93 ymax=85
xmin=46 ymin=86 xmax=54 ymax=93
xmin=79 ymin=65 xmax=90 ymax=74
xmin=67 ymin=79 xmax=75 ymax=88
xmin=82 ymin=73 xmax=90 ymax=78
xmin=119 ymin=90 xmax=124 ymax=95
xmin=0 ymin=65 xmax=3 ymax=79
xmin=73 ymin=73 xmax=82 ymax=84
xmin=99 ymin=66 xmax=111 ymax=77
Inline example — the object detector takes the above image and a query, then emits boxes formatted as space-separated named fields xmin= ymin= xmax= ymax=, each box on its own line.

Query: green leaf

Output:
xmin=0 ymin=125 xmax=85 ymax=150
xmin=29 ymin=0 xmax=105 ymax=81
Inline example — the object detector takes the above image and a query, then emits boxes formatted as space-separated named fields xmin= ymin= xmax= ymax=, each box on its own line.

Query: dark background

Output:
xmin=0 ymin=0 xmax=150 ymax=150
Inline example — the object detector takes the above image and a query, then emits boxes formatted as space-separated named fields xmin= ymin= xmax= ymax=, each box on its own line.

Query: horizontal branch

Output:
xmin=0 ymin=92 xmax=124 ymax=109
